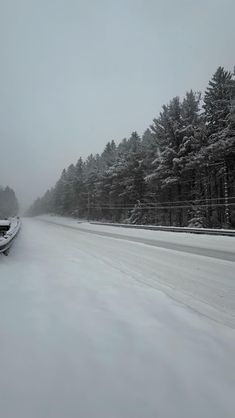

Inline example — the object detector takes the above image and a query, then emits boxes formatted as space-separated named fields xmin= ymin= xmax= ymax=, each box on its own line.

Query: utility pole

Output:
xmin=87 ymin=191 xmax=90 ymax=221
xmin=223 ymin=161 xmax=230 ymax=228
xmin=223 ymin=72 xmax=234 ymax=227
xmin=204 ymin=164 xmax=210 ymax=226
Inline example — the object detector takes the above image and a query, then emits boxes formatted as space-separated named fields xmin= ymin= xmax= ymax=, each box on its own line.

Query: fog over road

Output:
xmin=0 ymin=217 xmax=234 ymax=418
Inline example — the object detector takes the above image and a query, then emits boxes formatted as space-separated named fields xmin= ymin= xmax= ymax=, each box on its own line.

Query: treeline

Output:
xmin=0 ymin=186 xmax=19 ymax=218
xmin=28 ymin=66 xmax=235 ymax=228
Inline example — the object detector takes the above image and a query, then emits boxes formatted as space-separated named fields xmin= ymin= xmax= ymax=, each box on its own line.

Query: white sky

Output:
xmin=0 ymin=0 xmax=234 ymax=210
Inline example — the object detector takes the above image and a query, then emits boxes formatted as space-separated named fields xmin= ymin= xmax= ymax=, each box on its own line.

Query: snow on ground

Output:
xmin=0 ymin=217 xmax=235 ymax=418
xmin=39 ymin=214 xmax=235 ymax=258
xmin=38 ymin=214 xmax=235 ymax=327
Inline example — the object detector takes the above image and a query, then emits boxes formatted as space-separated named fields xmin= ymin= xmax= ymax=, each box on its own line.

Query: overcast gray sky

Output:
xmin=0 ymin=0 xmax=234 ymax=210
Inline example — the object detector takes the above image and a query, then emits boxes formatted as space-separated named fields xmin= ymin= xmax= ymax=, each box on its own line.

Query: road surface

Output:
xmin=0 ymin=216 xmax=234 ymax=418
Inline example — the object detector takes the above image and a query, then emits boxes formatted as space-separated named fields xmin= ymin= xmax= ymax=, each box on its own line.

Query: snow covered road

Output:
xmin=0 ymin=217 xmax=235 ymax=418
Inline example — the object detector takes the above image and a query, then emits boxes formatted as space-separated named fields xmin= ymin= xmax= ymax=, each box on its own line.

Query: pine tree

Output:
xmin=202 ymin=67 xmax=235 ymax=226
xmin=0 ymin=186 xmax=19 ymax=217
xmin=27 ymin=65 xmax=235 ymax=228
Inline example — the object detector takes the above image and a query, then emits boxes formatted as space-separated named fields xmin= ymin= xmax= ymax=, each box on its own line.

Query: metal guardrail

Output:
xmin=89 ymin=222 xmax=235 ymax=237
xmin=0 ymin=218 xmax=21 ymax=255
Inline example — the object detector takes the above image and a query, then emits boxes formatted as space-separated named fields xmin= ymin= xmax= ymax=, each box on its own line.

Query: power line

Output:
xmin=85 ymin=196 xmax=235 ymax=208
xmin=147 ymin=170 xmax=225 ymax=186
xmin=88 ymin=203 xmax=235 ymax=211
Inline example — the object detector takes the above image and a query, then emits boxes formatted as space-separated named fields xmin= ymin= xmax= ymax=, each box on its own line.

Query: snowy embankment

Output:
xmin=0 ymin=217 xmax=21 ymax=253
xmin=91 ymin=220 xmax=235 ymax=236
xmin=39 ymin=214 xmax=235 ymax=258
xmin=0 ymin=216 xmax=234 ymax=418
xmin=37 ymin=214 xmax=235 ymax=328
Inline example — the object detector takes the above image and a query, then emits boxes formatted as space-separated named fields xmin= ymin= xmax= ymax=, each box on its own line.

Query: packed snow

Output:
xmin=0 ymin=216 xmax=234 ymax=418
xmin=39 ymin=215 xmax=235 ymax=327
